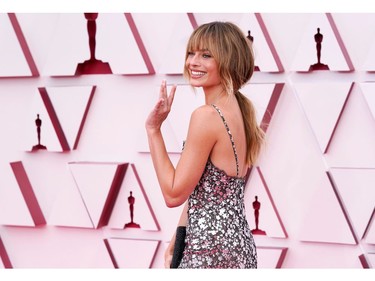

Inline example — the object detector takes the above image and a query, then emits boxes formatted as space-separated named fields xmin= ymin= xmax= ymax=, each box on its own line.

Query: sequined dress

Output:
xmin=178 ymin=104 xmax=257 ymax=269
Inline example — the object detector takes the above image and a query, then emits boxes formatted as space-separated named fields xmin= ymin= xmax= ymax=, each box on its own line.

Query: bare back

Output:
xmin=209 ymin=99 xmax=248 ymax=178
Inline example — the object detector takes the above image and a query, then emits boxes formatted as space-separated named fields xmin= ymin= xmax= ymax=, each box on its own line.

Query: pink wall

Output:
xmin=0 ymin=12 xmax=375 ymax=268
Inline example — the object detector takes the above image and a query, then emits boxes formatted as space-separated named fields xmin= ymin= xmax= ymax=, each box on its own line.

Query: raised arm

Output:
xmin=145 ymin=81 xmax=217 ymax=207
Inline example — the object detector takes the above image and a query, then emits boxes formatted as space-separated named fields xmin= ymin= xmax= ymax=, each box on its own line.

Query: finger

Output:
xmin=155 ymin=98 xmax=165 ymax=111
xmin=168 ymin=85 xmax=177 ymax=108
xmin=159 ymin=80 xmax=167 ymax=101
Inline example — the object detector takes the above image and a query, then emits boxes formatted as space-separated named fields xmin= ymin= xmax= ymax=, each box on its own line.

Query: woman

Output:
xmin=145 ymin=21 xmax=264 ymax=268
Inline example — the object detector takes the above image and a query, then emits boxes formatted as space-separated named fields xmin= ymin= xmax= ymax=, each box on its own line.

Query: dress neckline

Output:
xmin=207 ymin=159 xmax=246 ymax=181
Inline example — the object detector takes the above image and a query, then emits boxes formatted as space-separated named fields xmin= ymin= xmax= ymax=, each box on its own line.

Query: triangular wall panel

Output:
xmin=291 ymin=13 xmax=353 ymax=72
xmin=365 ymin=213 xmax=375 ymax=245
xmin=257 ymin=247 xmax=288 ymax=268
xmin=0 ymin=227 xmax=114 ymax=268
xmin=48 ymin=178 xmax=94 ymax=228
xmin=325 ymin=84 xmax=375 ymax=168
xmin=363 ymin=38 xmax=375 ymax=71
xmin=35 ymin=13 xmax=151 ymax=76
xmin=360 ymin=82 xmax=375 ymax=122
xmin=108 ymin=164 xmax=160 ymax=231
xmin=330 ymin=168 xmax=375 ymax=240
xmin=105 ymin=238 xmax=160 ymax=268
xmin=368 ymin=253 xmax=375 ymax=268
xmin=0 ymin=237 xmax=12 ymax=268
xmin=244 ymin=167 xmax=287 ymax=238
xmin=298 ymin=172 xmax=357 ymax=245
xmin=0 ymin=163 xmax=35 ymax=226
xmin=44 ymin=85 xmax=96 ymax=150
xmin=92 ymin=13 xmax=151 ymax=75
xmin=9 ymin=161 xmax=46 ymax=226
xmin=69 ymin=162 xmax=128 ymax=229
xmin=0 ymin=14 xmax=34 ymax=77
xmin=24 ymin=86 xmax=95 ymax=152
xmin=294 ymin=82 xmax=352 ymax=153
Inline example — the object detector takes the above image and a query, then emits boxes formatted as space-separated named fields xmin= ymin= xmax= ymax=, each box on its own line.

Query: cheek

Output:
xmin=184 ymin=61 xmax=191 ymax=76
xmin=185 ymin=59 xmax=192 ymax=69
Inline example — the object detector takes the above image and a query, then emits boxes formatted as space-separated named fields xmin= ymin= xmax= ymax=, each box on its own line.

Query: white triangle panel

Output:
xmin=69 ymin=162 xmax=123 ymax=228
xmin=294 ymin=82 xmax=352 ymax=153
xmin=257 ymin=247 xmax=287 ymax=268
xmin=94 ymin=13 xmax=149 ymax=74
xmin=291 ymin=14 xmax=351 ymax=71
xmin=0 ymin=238 xmax=12 ymax=268
xmin=17 ymin=13 xmax=150 ymax=76
xmin=360 ymin=82 xmax=375 ymax=122
xmin=330 ymin=168 xmax=375 ymax=240
xmin=325 ymin=85 xmax=375 ymax=168
xmin=0 ymin=163 xmax=34 ymax=226
xmin=45 ymin=85 xmax=95 ymax=150
xmin=48 ymin=180 xmax=94 ymax=228
xmin=42 ymin=14 xmax=88 ymax=76
xmin=14 ymin=13 xmax=58 ymax=76
xmin=1 ymin=227 xmax=114 ymax=268
xmin=298 ymin=172 xmax=356 ymax=244
xmin=363 ymin=38 xmax=375 ymax=71
xmin=106 ymin=238 xmax=159 ymax=268
xmin=365 ymin=214 xmax=375 ymax=244
xmin=367 ymin=253 xmax=375 ymax=268
xmin=0 ymin=14 xmax=31 ymax=77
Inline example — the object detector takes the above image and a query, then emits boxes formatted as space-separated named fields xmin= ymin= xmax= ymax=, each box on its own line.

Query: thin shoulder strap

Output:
xmin=211 ymin=104 xmax=239 ymax=177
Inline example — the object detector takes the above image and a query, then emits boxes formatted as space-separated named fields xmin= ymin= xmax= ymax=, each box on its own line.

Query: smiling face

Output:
xmin=183 ymin=22 xmax=255 ymax=95
xmin=185 ymin=49 xmax=221 ymax=91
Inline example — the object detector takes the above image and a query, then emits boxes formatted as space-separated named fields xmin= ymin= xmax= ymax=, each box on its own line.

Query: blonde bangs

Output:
xmin=183 ymin=25 xmax=222 ymax=79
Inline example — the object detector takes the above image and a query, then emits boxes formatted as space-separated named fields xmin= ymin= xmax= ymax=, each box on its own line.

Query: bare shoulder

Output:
xmin=191 ymin=104 xmax=217 ymax=122
xmin=187 ymin=105 xmax=220 ymax=137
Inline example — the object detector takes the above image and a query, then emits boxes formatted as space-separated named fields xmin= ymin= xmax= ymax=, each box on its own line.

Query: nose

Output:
xmin=188 ymin=53 xmax=200 ymax=66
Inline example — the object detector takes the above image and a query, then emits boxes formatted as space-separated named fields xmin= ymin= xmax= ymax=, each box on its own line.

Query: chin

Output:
xmin=189 ymin=79 xmax=204 ymax=88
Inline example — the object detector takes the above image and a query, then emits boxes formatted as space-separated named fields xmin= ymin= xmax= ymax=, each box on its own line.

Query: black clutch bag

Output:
xmin=170 ymin=226 xmax=186 ymax=268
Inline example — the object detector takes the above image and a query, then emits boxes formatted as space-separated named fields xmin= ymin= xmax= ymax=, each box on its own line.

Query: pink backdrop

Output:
xmin=0 ymin=13 xmax=375 ymax=268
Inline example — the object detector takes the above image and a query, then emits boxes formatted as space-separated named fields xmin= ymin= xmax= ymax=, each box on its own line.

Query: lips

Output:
xmin=190 ymin=70 xmax=206 ymax=78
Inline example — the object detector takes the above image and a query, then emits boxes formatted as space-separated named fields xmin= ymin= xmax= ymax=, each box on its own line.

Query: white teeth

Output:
xmin=191 ymin=70 xmax=205 ymax=76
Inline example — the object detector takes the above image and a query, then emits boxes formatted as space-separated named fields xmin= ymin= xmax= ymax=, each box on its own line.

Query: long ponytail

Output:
xmin=235 ymin=92 xmax=265 ymax=165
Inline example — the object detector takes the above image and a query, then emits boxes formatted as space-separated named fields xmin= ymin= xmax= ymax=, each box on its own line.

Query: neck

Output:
xmin=204 ymin=85 xmax=227 ymax=105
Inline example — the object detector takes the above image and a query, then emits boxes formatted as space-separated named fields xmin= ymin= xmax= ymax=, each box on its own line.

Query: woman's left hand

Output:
xmin=145 ymin=80 xmax=177 ymax=133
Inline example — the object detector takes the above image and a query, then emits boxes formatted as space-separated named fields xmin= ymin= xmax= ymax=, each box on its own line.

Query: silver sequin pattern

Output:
xmin=178 ymin=160 xmax=257 ymax=269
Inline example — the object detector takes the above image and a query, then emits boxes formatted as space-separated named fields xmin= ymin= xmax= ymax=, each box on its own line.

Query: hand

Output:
xmin=145 ymin=80 xmax=176 ymax=133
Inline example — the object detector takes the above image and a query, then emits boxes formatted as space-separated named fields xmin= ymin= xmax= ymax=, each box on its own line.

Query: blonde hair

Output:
xmin=184 ymin=21 xmax=264 ymax=165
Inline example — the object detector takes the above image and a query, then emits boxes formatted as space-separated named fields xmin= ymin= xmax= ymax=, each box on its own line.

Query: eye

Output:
xmin=202 ymin=53 xmax=212 ymax=59
xmin=187 ymin=51 xmax=195 ymax=56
